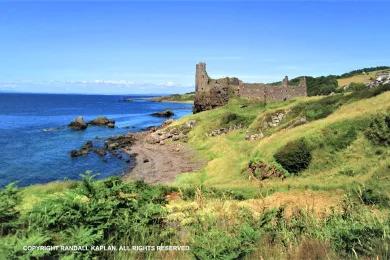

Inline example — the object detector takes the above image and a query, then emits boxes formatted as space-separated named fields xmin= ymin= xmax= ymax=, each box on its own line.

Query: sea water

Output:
xmin=0 ymin=93 xmax=192 ymax=187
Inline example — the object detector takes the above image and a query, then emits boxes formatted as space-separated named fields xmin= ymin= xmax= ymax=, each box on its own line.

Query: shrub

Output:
xmin=364 ymin=113 xmax=390 ymax=146
xmin=326 ymin=201 xmax=390 ymax=257
xmin=220 ymin=112 xmax=247 ymax=127
xmin=0 ymin=183 xmax=20 ymax=236
xmin=274 ymin=139 xmax=312 ymax=174
xmin=21 ymin=174 xmax=172 ymax=258
xmin=290 ymin=95 xmax=342 ymax=122
xmin=360 ymin=188 xmax=389 ymax=207
xmin=347 ymin=82 xmax=368 ymax=92
xmin=349 ymin=83 xmax=390 ymax=101
xmin=191 ymin=212 xmax=259 ymax=259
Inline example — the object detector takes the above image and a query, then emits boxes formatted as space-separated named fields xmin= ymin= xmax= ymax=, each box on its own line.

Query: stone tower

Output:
xmin=282 ymin=76 xmax=289 ymax=87
xmin=299 ymin=76 xmax=307 ymax=96
xmin=195 ymin=62 xmax=209 ymax=92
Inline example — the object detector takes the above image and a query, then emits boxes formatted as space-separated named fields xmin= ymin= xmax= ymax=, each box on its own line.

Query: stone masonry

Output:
xmin=194 ymin=63 xmax=307 ymax=113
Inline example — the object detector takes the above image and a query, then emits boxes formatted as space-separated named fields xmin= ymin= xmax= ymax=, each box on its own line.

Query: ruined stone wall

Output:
xmin=238 ymin=83 xmax=267 ymax=102
xmin=193 ymin=63 xmax=307 ymax=113
xmin=264 ymin=78 xmax=307 ymax=102
xmin=194 ymin=63 xmax=241 ymax=113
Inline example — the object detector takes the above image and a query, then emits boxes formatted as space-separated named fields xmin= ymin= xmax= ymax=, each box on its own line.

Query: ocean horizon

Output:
xmin=0 ymin=93 xmax=193 ymax=187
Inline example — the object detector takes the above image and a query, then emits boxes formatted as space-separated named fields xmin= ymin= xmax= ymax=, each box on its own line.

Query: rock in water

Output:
xmin=88 ymin=116 xmax=115 ymax=128
xmin=104 ymin=134 xmax=135 ymax=151
xmin=151 ymin=110 xmax=174 ymax=118
xmin=68 ymin=116 xmax=88 ymax=130
xmin=70 ymin=141 xmax=93 ymax=157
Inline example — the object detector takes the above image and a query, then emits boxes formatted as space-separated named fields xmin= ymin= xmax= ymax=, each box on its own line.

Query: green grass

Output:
xmin=173 ymin=88 xmax=390 ymax=197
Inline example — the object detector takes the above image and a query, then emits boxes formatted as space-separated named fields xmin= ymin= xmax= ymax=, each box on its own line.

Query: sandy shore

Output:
xmin=123 ymin=131 xmax=203 ymax=184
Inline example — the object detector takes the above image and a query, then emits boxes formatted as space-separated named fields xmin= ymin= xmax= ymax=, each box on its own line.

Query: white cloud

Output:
xmin=0 ymin=80 xmax=194 ymax=95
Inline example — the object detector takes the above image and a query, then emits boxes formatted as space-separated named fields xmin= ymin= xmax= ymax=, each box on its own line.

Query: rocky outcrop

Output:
xmin=145 ymin=120 xmax=196 ymax=145
xmin=151 ymin=110 xmax=174 ymax=118
xmin=247 ymin=161 xmax=285 ymax=180
xmin=88 ymin=117 xmax=115 ymax=128
xmin=68 ymin=116 xmax=88 ymax=130
xmin=105 ymin=134 xmax=135 ymax=151
xmin=207 ymin=124 xmax=243 ymax=137
xmin=267 ymin=111 xmax=287 ymax=127
xmin=69 ymin=116 xmax=115 ymax=130
xmin=70 ymin=141 xmax=93 ymax=157
xmin=70 ymin=134 xmax=135 ymax=160
xmin=368 ymin=72 xmax=390 ymax=88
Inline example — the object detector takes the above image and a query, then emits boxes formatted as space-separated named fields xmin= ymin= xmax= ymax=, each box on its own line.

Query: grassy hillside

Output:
xmin=174 ymin=86 xmax=389 ymax=191
xmin=337 ymin=68 xmax=390 ymax=88
xmin=1 ymin=85 xmax=390 ymax=259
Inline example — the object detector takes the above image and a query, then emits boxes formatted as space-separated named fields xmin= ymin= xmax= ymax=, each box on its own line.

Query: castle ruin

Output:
xmin=194 ymin=63 xmax=307 ymax=113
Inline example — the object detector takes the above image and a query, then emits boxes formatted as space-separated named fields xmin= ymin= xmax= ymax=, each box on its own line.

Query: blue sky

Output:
xmin=0 ymin=0 xmax=389 ymax=94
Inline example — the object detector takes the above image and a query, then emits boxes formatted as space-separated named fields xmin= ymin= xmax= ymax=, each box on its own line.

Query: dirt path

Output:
xmin=123 ymin=132 xmax=203 ymax=184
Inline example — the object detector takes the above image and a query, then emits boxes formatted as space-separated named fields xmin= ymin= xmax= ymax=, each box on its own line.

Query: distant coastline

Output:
xmin=150 ymin=92 xmax=195 ymax=103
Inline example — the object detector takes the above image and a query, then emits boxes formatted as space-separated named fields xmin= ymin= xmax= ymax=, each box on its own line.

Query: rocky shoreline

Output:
xmin=123 ymin=125 xmax=203 ymax=184
xmin=68 ymin=117 xmax=202 ymax=183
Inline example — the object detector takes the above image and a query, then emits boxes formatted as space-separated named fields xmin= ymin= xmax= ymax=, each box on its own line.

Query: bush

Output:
xmin=360 ymin=188 xmax=389 ymax=206
xmin=2 ymin=174 xmax=173 ymax=258
xmin=274 ymin=139 xmax=312 ymax=174
xmin=347 ymin=82 xmax=368 ymax=92
xmin=349 ymin=83 xmax=390 ymax=101
xmin=290 ymin=94 xmax=343 ymax=122
xmin=325 ymin=198 xmax=390 ymax=257
xmin=220 ymin=112 xmax=247 ymax=127
xmin=0 ymin=183 xmax=20 ymax=236
xmin=191 ymin=212 xmax=259 ymax=259
xmin=364 ymin=113 xmax=390 ymax=146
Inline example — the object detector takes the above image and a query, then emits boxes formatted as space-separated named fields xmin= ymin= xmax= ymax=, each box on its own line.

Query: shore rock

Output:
xmin=70 ymin=141 xmax=93 ymax=157
xmin=88 ymin=116 xmax=115 ymax=128
xmin=68 ymin=116 xmax=88 ymax=130
xmin=163 ymin=119 xmax=174 ymax=126
xmin=105 ymin=134 xmax=135 ymax=151
xmin=151 ymin=110 xmax=174 ymax=118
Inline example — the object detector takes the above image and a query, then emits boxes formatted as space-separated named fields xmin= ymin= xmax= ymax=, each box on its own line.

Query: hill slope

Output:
xmin=337 ymin=68 xmax=390 ymax=88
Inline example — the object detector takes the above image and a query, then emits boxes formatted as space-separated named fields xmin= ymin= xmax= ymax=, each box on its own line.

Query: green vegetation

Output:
xmin=346 ymin=82 xmax=368 ymax=92
xmin=0 ymin=184 xmax=19 ymax=236
xmin=0 ymin=174 xmax=177 ymax=259
xmin=288 ymin=66 xmax=389 ymax=95
xmin=220 ymin=112 xmax=250 ymax=127
xmin=305 ymin=76 xmax=339 ymax=96
xmin=365 ymin=113 xmax=390 ymax=146
xmin=338 ymin=66 xmax=390 ymax=78
xmin=1 ymin=83 xmax=390 ymax=259
xmin=274 ymin=139 xmax=311 ymax=174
